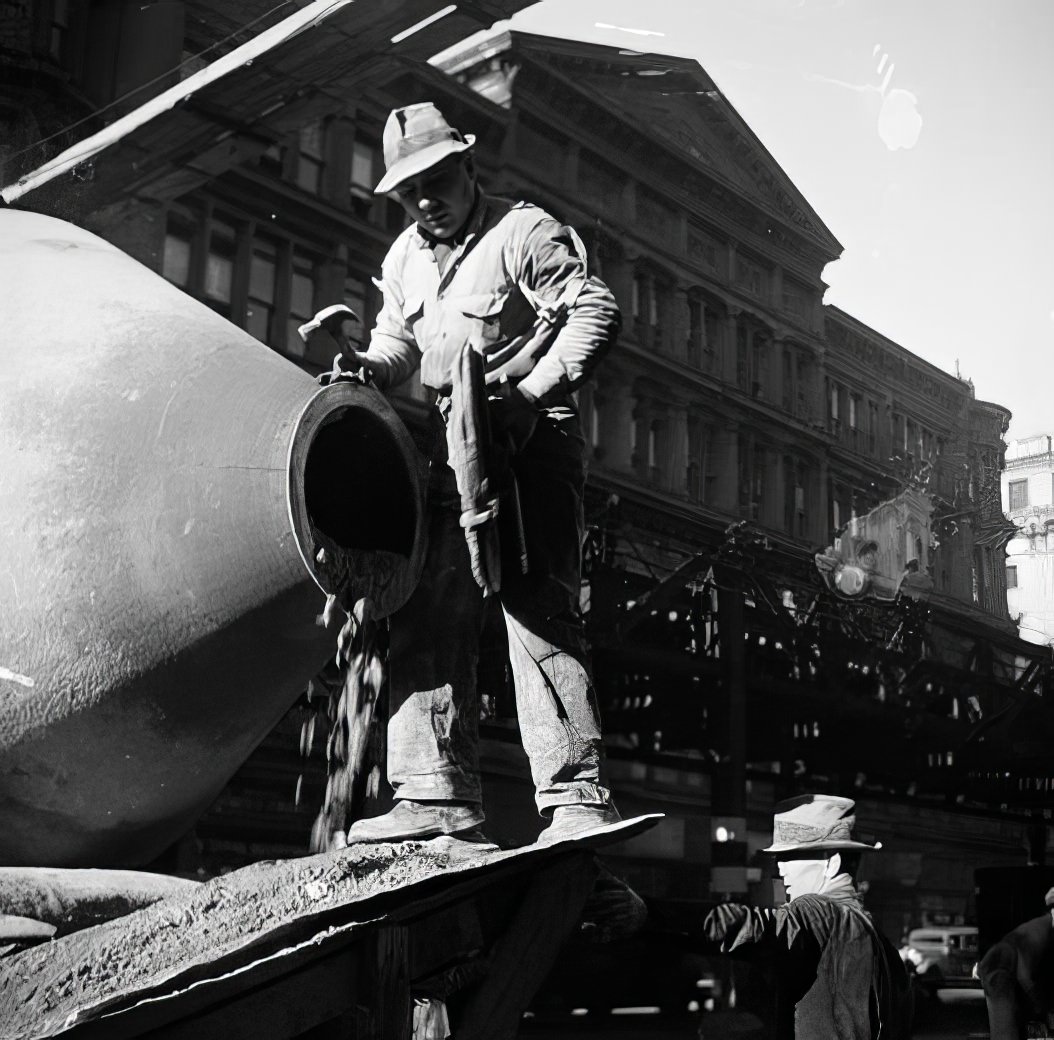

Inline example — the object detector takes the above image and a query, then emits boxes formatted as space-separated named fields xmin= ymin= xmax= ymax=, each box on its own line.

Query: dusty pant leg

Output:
xmin=500 ymin=413 xmax=612 ymax=815
xmin=502 ymin=607 xmax=611 ymax=814
xmin=387 ymin=488 xmax=485 ymax=804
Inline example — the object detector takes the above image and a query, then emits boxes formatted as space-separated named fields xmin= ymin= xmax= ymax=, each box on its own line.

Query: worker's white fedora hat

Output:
xmin=375 ymin=102 xmax=475 ymax=194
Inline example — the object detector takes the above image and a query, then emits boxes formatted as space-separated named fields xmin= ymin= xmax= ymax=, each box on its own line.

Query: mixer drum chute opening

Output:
xmin=287 ymin=382 xmax=427 ymax=619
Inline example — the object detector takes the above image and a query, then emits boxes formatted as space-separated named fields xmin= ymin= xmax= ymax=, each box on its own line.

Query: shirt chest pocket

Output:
xmin=452 ymin=285 xmax=538 ymax=346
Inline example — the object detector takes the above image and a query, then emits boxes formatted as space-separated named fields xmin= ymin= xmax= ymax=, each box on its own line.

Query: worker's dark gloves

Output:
xmin=489 ymin=385 xmax=539 ymax=453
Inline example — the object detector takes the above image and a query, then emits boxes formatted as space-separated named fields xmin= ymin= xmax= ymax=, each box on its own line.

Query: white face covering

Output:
xmin=778 ymin=852 xmax=843 ymax=901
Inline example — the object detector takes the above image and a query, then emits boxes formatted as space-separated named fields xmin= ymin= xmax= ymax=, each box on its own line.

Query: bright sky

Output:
xmin=449 ymin=0 xmax=1054 ymax=441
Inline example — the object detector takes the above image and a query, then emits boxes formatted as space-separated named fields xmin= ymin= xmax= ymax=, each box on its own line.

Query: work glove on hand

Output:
xmin=460 ymin=502 xmax=502 ymax=597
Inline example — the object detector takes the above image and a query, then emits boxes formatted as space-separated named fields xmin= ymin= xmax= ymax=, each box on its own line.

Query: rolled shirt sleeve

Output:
xmin=510 ymin=218 xmax=621 ymax=407
xmin=361 ymin=249 xmax=422 ymax=392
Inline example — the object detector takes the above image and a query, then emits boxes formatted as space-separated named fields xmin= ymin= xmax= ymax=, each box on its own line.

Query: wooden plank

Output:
xmin=135 ymin=944 xmax=360 ymax=1040
xmin=454 ymin=854 xmax=600 ymax=1040
xmin=62 ymin=919 xmax=376 ymax=1040
xmin=4 ymin=816 xmax=662 ymax=1037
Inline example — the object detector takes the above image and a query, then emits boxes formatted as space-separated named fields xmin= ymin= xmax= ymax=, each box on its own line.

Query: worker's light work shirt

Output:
xmin=362 ymin=193 xmax=621 ymax=408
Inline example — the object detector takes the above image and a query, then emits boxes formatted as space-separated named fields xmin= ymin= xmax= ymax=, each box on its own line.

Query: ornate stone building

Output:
xmin=1003 ymin=434 xmax=1054 ymax=646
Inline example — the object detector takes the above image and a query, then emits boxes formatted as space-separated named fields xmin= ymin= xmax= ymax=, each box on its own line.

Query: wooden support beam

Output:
xmin=366 ymin=925 xmax=412 ymax=1040
xmin=454 ymin=853 xmax=599 ymax=1040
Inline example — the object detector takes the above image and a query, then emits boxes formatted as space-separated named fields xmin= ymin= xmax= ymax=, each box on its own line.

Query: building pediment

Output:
xmin=497 ymin=34 xmax=842 ymax=259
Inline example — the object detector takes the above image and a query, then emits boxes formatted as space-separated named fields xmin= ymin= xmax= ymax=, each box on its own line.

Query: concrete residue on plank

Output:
xmin=0 ymin=839 xmax=479 ymax=1039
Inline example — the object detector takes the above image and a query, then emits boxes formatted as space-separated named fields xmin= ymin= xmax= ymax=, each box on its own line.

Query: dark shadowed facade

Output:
xmin=4 ymin=7 xmax=1050 ymax=940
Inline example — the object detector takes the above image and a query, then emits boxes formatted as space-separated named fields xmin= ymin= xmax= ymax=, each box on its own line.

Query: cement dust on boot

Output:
xmin=344 ymin=799 xmax=488 ymax=844
xmin=536 ymin=804 xmax=622 ymax=845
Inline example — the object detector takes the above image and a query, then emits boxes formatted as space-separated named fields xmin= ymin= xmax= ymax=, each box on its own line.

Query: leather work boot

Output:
xmin=536 ymin=803 xmax=622 ymax=845
xmin=344 ymin=799 xmax=489 ymax=844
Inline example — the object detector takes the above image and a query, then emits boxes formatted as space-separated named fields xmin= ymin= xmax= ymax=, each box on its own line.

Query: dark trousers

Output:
xmin=386 ymin=410 xmax=613 ymax=814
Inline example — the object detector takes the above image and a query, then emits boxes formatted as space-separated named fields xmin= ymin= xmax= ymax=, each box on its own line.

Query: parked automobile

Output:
xmin=899 ymin=926 xmax=980 ymax=996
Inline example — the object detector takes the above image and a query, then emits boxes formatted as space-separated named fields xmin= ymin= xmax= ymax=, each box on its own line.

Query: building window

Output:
xmin=590 ymin=396 xmax=602 ymax=452
xmin=704 ymin=307 xmax=720 ymax=370
xmin=796 ymin=355 xmax=810 ymax=419
xmin=849 ymin=394 xmax=859 ymax=430
xmin=1007 ymin=565 xmax=1018 ymax=589
xmin=350 ymin=136 xmax=393 ymax=224
xmin=687 ymin=298 xmax=703 ymax=366
xmin=785 ymin=457 xmax=807 ymax=536
xmin=297 ymin=121 xmax=325 ymax=194
xmin=162 ymin=221 xmax=193 ymax=287
xmin=751 ymin=441 xmax=765 ymax=518
xmin=343 ymin=274 xmax=368 ymax=327
xmin=204 ymin=219 xmax=237 ymax=316
xmin=750 ymin=331 xmax=767 ymax=399
xmin=735 ymin=255 xmax=765 ymax=296
xmin=782 ymin=350 xmax=793 ymax=412
xmin=740 ymin=438 xmax=765 ymax=519
xmin=1008 ymin=479 xmax=1029 ymax=512
xmin=350 ymin=138 xmax=376 ymax=200
xmin=286 ymin=250 xmax=317 ymax=357
xmin=736 ymin=323 xmax=749 ymax=390
xmin=891 ymin=412 xmax=904 ymax=451
xmin=828 ymin=381 xmax=840 ymax=423
xmin=735 ymin=322 xmax=768 ymax=397
xmin=868 ymin=401 xmax=879 ymax=454
xmin=246 ymin=239 xmax=278 ymax=344
xmin=686 ymin=428 xmax=700 ymax=500
xmin=687 ymin=420 xmax=712 ymax=502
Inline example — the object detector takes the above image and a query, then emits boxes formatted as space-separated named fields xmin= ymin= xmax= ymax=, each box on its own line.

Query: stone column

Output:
xmin=637 ymin=270 xmax=652 ymax=349
xmin=604 ymin=255 xmax=634 ymax=326
xmin=722 ymin=308 xmax=741 ymax=385
xmin=676 ymin=212 xmax=689 ymax=257
xmin=670 ymin=405 xmax=689 ymax=495
xmin=770 ymin=336 xmax=786 ymax=413
xmin=605 ymin=384 xmax=638 ymax=471
xmin=671 ymin=286 xmax=690 ymax=364
xmin=771 ymin=265 xmax=784 ymax=311
xmin=714 ymin=421 xmax=740 ymax=515
xmin=764 ymin=448 xmax=785 ymax=531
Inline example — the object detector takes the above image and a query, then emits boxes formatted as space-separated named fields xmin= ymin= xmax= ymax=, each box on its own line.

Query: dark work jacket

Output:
xmin=704 ymin=889 xmax=911 ymax=1040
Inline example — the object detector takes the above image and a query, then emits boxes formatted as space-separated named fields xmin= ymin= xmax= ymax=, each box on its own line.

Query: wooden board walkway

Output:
xmin=0 ymin=815 xmax=662 ymax=1040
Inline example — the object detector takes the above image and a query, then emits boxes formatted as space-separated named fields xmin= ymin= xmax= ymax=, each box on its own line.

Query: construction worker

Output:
xmin=702 ymin=795 xmax=911 ymax=1039
xmin=317 ymin=102 xmax=622 ymax=846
